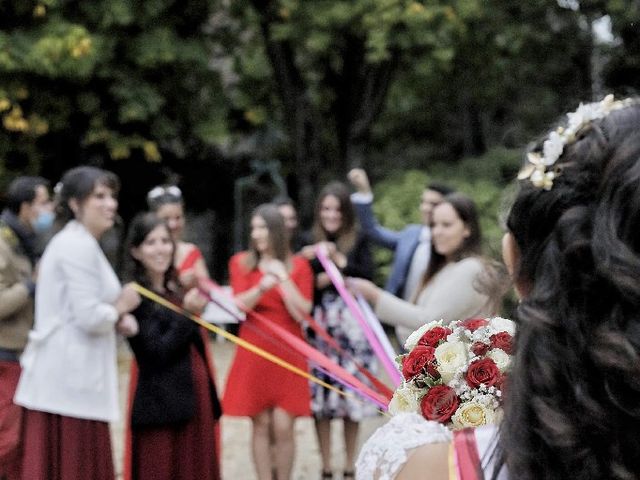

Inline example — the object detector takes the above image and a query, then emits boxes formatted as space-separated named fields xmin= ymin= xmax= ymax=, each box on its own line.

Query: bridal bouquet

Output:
xmin=389 ymin=317 xmax=515 ymax=430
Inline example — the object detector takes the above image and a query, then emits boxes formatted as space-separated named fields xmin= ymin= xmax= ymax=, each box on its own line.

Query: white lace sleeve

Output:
xmin=356 ymin=413 xmax=452 ymax=480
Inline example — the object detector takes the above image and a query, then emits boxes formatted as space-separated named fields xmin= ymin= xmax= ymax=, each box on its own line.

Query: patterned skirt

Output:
xmin=308 ymin=291 xmax=379 ymax=420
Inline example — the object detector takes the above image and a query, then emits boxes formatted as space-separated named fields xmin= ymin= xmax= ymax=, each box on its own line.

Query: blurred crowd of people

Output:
xmin=0 ymin=162 xmax=504 ymax=480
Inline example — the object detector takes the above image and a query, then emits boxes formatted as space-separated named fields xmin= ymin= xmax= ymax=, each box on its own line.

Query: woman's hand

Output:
xmin=183 ymin=287 xmax=208 ymax=314
xmin=347 ymin=168 xmax=372 ymax=194
xmin=348 ymin=277 xmax=381 ymax=305
xmin=315 ymin=272 xmax=332 ymax=290
xmin=178 ymin=269 xmax=198 ymax=289
xmin=116 ymin=313 xmax=139 ymax=337
xmin=264 ymin=259 xmax=289 ymax=282
xmin=300 ymin=244 xmax=317 ymax=260
xmin=258 ymin=273 xmax=280 ymax=293
xmin=115 ymin=283 xmax=142 ymax=316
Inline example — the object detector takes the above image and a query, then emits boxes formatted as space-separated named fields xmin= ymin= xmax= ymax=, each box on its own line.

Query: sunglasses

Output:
xmin=147 ymin=185 xmax=182 ymax=202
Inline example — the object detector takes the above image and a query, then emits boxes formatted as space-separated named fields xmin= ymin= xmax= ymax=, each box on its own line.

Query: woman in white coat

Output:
xmin=14 ymin=166 xmax=139 ymax=479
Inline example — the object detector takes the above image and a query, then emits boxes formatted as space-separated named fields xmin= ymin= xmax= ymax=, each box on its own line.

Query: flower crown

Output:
xmin=518 ymin=94 xmax=634 ymax=190
xmin=389 ymin=316 xmax=515 ymax=430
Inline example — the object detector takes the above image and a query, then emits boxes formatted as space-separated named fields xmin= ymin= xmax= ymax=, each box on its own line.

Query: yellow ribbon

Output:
xmin=131 ymin=282 xmax=388 ymax=413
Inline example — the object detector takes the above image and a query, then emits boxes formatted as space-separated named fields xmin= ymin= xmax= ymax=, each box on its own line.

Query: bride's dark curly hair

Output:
xmin=500 ymin=100 xmax=640 ymax=479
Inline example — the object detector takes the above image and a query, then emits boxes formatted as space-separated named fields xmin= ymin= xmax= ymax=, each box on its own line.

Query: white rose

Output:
xmin=487 ymin=348 xmax=511 ymax=372
xmin=451 ymin=402 xmax=496 ymax=429
xmin=388 ymin=383 xmax=421 ymax=416
xmin=434 ymin=341 xmax=467 ymax=384
xmin=488 ymin=317 xmax=516 ymax=336
xmin=404 ymin=320 xmax=442 ymax=351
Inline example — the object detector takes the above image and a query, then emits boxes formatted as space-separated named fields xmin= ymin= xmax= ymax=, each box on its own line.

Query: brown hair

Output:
xmin=419 ymin=193 xmax=483 ymax=290
xmin=242 ymin=203 xmax=292 ymax=270
xmin=311 ymin=181 xmax=357 ymax=255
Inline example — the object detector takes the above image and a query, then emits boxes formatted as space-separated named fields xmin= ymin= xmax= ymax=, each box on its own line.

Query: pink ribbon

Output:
xmin=315 ymin=247 xmax=403 ymax=387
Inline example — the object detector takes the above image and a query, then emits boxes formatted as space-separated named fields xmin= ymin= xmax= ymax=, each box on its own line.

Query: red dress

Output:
xmin=223 ymin=253 xmax=313 ymax=417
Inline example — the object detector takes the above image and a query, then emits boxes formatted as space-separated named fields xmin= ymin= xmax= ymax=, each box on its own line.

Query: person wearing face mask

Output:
xmin=0 ymin=176 xmax=51 ymax=480
xmin=350 ymin=193 xmax=507 ymax=346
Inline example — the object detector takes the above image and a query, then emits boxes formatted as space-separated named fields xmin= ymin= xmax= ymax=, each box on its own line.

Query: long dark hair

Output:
xmin=55 ymin=166 xmax=119 ymax=227
xmin=243 ymin=203 xmax=291 ymax=270
xmin=421 ymin=193 xmax=482 ymax=287
xmin=499 ymin=100 xmax=640 ymax=479
xmin=123 ymin=212 xmax=178 ymax=293
xmin=311 ymin=181 xmax=357 ymax=254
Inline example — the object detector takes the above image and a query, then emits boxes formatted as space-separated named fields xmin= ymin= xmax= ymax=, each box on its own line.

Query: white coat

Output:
xmin=14 ymin=221 xmax=121 ymax=422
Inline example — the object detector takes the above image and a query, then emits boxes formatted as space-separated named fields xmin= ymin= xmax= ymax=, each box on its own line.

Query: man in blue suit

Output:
xmin=348 ymin=168 xmax=454 ymax=303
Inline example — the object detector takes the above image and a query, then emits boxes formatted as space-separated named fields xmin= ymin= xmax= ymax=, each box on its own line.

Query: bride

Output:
xmin=356 ymin=95 xmax=640 ymax=479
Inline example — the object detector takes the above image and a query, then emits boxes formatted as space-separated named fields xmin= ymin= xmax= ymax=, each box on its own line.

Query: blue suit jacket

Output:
xmin=353 ymin=200 xmax=424 ymax=298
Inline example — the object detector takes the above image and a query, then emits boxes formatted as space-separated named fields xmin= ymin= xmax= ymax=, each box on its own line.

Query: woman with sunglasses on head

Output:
xmin=121 ymin=213 xmax=221 ymax=480
xmin=147 ymin=185 xmax=209 ymax=290
xmin=14 ymin=166 xmax=140 ymax=479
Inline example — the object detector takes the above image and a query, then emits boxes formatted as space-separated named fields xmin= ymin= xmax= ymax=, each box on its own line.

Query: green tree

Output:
xmin=0 ymin=0 xmax=228 ymax=195
xmin=218 ymin=0 xmax=465 ymax=213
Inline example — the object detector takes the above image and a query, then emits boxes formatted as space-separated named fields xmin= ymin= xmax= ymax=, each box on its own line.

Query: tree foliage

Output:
xmin=0 ymin=0 xmax=638 ymax=227
xmin=0 ymin=0 xmax=228 ymax=196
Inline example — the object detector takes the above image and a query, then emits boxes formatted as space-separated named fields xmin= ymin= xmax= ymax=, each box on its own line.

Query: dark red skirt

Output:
xmin=21 ymin=409 xmax=114 ymax=480
xmin=0 ymin=361 xmax=23 ymax=480
xmin=128 ymin=345 xmax=221 ymax=480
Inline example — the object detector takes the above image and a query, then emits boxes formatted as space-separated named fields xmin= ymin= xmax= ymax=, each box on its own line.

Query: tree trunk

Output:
xmin=250 ymin=0 xmax=322 ymax=221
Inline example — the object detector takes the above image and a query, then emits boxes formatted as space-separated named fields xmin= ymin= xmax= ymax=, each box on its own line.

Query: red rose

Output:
xmin=420 ymin=385 xmax=459 ymax=423
xmin=418 ymin=326 xmax=452 ymax=348
xmin=461 ymin=318 xmax=489 ymax=331
xmin=490 ymin=332 xmax=513 ymax=354
xmin=466 ymin=358 xmax=501 ymax=389
xmin=401 ymin=345 xmax=438 ymax=380
xmin=471 ymin=341 xmax=490 ymax=356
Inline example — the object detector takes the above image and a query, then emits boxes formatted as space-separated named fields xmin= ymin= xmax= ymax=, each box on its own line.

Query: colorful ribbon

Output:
xmin=132 ymin=283 xmax=390 ymax=410
xmin=357 ymin=294 xmax=398 ymax=363
xmin=199 ymin=277 xmax=394 ymax=401
xmin=315 ymin=247 xmax=403 ymax=386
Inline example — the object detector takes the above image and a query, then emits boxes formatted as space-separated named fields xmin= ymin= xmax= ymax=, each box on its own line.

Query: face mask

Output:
xmin=32 ymin=211 xmax=54 ymax=233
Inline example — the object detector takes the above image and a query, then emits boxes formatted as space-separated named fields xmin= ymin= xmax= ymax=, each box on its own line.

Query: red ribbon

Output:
xmin=199 ymin=277 xmax=392 ymax=407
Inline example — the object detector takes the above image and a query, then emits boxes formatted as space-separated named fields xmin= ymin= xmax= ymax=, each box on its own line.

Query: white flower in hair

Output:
xmin=518 ymin=94 xmax=634 ymax=190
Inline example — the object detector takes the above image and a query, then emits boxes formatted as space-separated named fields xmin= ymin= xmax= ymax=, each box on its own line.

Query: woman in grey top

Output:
xmin=351 ymin=193 xmax=506 ymax=345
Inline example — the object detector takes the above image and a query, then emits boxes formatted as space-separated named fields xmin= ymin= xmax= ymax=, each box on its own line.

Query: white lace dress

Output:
xmin=355 ymin=413 xmax=452 ymax=480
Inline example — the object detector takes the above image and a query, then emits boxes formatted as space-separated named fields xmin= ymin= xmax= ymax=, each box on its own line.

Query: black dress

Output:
xmin=125 ymin=294 xmax=222 ymax=480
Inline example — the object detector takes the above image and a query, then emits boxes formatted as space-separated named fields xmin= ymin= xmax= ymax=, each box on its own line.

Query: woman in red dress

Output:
xmin=223 ymin=203 xmax=313 ymax=480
